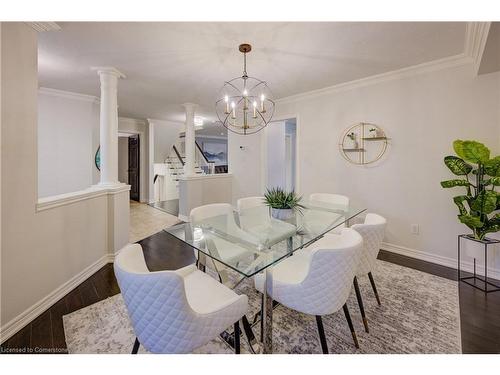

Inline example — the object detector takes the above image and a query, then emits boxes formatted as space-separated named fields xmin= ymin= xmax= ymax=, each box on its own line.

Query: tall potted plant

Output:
xmin=440 ymin=140 xmax=500 ymax=240
xmin=264 ymin=187 xmax=304 ymax=221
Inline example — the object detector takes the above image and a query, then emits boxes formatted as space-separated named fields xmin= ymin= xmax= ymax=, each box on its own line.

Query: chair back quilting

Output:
xmin=114 ymin=244 xmax=245 ymax=353
xmin=273 ymin=228 xmax=363 ymax=316
xmin=351 ymin=213 xmax=387 ymax=276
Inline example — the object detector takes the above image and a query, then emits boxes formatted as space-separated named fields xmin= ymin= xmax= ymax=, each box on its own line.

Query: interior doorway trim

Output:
xmin=261 ymin=113 xmax=301 ymax=195
xmin=118 ymin=128 xmax=148 ymax=203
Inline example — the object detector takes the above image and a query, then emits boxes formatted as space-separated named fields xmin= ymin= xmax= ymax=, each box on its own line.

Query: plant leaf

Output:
xmin=484 ymin=156 xmax=500 ymax=177
xmin=453 ymin=195 xmax=470 ymax=216
xmin=453 ymin=140 xmax=465 ymax=159
xmin=461 ymin=141 xmax=490 ymax=164
xmin=488 ymin=213 xmax=500 ymax=225
xmin=443 ymin=156 xmax=473 ymax=176
xmin=440 ymin=179 xmax=471 ymax=188
xmin=488 ymin=177 xmax=500 ymax=186
xmin=458 ymin=214 xmax=483 ymax=228
xmin=470 ymin=190 xmax=497 ymax=215
xmin=264 ymin=187 xmax=303 ymax=210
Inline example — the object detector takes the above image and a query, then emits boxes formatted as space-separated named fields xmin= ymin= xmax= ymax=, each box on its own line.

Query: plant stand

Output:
xmin=458 ymin=234 xmax=500 ymax=293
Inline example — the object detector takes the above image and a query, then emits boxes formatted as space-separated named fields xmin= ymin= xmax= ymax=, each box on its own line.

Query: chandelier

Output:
xmin=215 ymin=44 xmax=275 ymax=135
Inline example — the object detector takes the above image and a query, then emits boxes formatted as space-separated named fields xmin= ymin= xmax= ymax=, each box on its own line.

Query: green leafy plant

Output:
xmin=441 ymin=140 xmax=500 ymax=240
xmin=264 ymin=187 xmax=305 ymax=211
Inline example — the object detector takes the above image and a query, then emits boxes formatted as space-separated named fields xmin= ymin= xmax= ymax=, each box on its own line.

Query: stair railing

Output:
xmin=172 ymin=145 xmax=185 ymax=166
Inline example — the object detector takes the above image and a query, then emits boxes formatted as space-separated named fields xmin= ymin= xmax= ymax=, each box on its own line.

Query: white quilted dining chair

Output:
xmin=236 ymin=196 xmax=297 ymax=247
xmin=350 ymin=213 xmax=387 ymax=333
xmin=309 ymin=193 xmax=349 ymax=208
xmin=254 ymin=228 xmax=363 ymax=353
xmin=114 ymin=243 xmax=248 ymax=354
xmin=190 ymin=203 xmax=258 ymax=278
xmin=304 ymin=193 xmax=350 ymax=235
xmin=236 ymin=196 xmax=269 ymax=230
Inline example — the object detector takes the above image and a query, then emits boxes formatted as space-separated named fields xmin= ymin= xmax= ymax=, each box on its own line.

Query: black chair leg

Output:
xmin=132 ymin=337 xmax=140 ymax=354
xmin=353 ymin=276 xmax=369 ymax=333
xmin=342 ymin=304 xmax=359 ymax=349
xmin=234 ymin=321 xmax=241 ymax=354
xmin=241 ymin=315 xmax=256 ymax=346
xmin=368 ymin=272 xmax=381 ymax=306
xmin=315 ymin=315 xmax=329 ymax=354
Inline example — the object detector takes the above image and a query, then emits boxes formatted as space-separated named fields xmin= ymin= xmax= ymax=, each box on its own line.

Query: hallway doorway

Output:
xmin=265 ymin=118 xmax=297 ymax=192
xmin=118 ymin=133 xmax=140 ymax=202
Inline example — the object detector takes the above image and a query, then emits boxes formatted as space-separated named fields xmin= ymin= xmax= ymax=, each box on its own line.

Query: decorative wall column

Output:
xmin=183 ymin=103 xmax=197 ymax=177
xmin=92 ymin=66 xmax=126 ymax=186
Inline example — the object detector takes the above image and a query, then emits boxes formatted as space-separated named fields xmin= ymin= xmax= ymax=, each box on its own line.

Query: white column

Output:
xmin=183 ymin=103 xmax=197 ymax=177
xmin=92 ymin=66 xmax=126 ymax=186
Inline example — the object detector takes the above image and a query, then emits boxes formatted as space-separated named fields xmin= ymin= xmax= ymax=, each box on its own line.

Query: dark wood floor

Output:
xmin=1 ymin=232 xmax=499 ymax=353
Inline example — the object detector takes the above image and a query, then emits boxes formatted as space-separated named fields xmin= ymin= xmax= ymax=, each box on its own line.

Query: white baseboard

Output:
xmin=381 ymin=242 xmax=500 ymax=281
xmin=0 ymin=254 xmax=114 ymax=344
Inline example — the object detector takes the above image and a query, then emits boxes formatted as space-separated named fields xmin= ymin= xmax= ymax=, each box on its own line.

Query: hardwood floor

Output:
xmin=378 ymin=250 xmax=500 ymax=353
xmin=1 ymin=233 xmax=499 ymax=353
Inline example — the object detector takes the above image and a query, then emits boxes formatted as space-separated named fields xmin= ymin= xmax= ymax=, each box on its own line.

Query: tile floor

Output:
xmin=129 ymin=200 xmax=181 ymax=243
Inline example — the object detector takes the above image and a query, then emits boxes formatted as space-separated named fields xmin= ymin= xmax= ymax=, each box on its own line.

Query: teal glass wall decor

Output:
xmin=95 ymin=146 xmax=101 ymax=171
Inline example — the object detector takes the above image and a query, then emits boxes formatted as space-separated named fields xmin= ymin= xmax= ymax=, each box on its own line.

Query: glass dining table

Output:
xmin=164 ymin=200 xmax=366 ymax=354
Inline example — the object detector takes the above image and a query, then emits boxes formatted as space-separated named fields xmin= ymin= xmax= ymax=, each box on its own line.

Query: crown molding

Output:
xmin=38 ymin=87 xmax=99 ymax=104
xmin=464 ymin=22 xmax=491 ymax=75
xmin=26 ymin=22 xmax=61 ymax=32
xmin=276 ymin=53 xmax=471 ymax=105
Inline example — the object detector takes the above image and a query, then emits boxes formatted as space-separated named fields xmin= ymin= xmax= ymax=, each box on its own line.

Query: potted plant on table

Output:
xmin=264 ymin=187 xmax=305 ymax=221
xmin=440 ymin=140 xmax=500 ymax=240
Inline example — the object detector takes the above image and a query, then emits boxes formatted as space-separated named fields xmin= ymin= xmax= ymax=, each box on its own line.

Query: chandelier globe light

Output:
xmin=215 ymin=43 xmax=275 ymax=135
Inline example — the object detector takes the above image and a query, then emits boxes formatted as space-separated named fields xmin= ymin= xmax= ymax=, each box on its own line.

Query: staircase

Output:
xmin=153 ymin=141 xmax=213 ymax=201
xmin=164 ymin=152 xmax=204 ymax=185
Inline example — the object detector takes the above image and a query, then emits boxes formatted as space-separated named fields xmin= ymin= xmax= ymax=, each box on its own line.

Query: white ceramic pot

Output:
xmin=271 ymin=208 xmax=294 ymax=221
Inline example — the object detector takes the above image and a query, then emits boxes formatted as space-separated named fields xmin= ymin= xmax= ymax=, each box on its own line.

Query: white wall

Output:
xmin=37 ymin=88 xmax=100 ymax=197
xmin=1 ymin=23 xmax=129 ymax=342
xmin=118 ymin=136 xmax=129 ymax=184
xmin=153 ymin=120 xmax=183 ymax=163
xmin=228 ymin=131 xmax=265 ymax=203
xmin=37 ymin=92 xmax=150 ymax=201
xmin=229 ymin=62 xmax=500 ymax=274
xmin=266 ymin=120 xmax=286 ymax=189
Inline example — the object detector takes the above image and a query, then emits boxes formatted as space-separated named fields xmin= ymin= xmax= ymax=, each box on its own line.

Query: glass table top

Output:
xmin=164 ymin=200 xmax=366 ymax=277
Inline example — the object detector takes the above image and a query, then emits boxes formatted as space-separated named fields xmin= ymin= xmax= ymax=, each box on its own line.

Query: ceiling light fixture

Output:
xmin=215 ymin=43 xmax=275 ymax=135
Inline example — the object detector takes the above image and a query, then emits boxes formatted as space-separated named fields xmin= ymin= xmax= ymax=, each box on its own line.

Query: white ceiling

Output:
xmin=38 ymin=22 xmax=466 ymax=124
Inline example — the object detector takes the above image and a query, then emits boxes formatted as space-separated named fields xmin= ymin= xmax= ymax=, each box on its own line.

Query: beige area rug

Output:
xmin=129 ymin=201 xmax=181 ymax=243
xmin=63 ymin=260 xmax=461 ymax=354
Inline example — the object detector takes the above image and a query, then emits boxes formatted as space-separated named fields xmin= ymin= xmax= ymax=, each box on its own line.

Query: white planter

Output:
xmin=271 ymin=208 xmax=294 ymax=221
xmin=347 ymin=139 xmax=358 ymax=149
